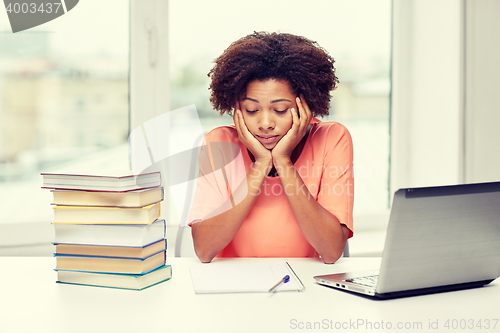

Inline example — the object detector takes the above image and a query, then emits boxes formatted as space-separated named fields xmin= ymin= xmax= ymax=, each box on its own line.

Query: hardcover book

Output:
xmin=55 ymin=251 xmax=166 ymax=274
xmin=57 ymin=264 xmax=172 ymax=290
xmin=51 ymin=187 xmax=163 ymax=208
xmin=53 ymin=202 xmax=160 ymax=224
xmin=41 ymin=170 xmax=161 ymax=192
xmin=55 ymin=239 xmax=166 ymax=259
xmin=53 ymin=219 xmax=166 ymax=247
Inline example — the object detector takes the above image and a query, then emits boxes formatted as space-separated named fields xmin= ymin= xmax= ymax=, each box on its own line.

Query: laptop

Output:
xmin=314 ymin=181 xmax=500 ymax=299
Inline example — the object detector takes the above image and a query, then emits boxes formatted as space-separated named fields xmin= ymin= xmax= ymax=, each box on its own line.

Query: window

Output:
xmin=0 ymin=1 xmax=130 ymax=223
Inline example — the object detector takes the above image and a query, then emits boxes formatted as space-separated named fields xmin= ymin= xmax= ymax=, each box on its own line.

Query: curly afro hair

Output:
xmin=208 ymin=31 xmax=339 ymax=117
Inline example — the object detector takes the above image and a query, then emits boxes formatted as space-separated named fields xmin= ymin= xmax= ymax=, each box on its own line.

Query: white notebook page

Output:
xmin=190 ymin=261 xmax=304 ymax=294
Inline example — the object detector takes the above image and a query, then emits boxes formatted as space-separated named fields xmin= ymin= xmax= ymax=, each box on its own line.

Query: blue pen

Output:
xmin=269 ymin=275 xmax=290 ymax=292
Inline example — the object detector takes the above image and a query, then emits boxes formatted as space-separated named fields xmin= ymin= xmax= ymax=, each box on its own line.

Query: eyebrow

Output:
xmin=243 ymin=97 xmax=292 ymax=104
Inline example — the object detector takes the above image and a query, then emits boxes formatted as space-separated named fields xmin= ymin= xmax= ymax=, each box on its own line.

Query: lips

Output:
xmin=256 ymin=134 xmax=279 ymax=144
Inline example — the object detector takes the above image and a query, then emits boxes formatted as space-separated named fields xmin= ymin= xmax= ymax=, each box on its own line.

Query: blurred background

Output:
xmin=0 ymin=0 xmax=391 ymax=226
xmin=0 ymin=0 xmax=391 ymax=255
xmin=1 ymin=0 xmax=498 ymax=269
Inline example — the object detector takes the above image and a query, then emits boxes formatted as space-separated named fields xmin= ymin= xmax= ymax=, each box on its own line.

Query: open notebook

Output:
xmin=190 ymin=261 xmax=304 ymax=294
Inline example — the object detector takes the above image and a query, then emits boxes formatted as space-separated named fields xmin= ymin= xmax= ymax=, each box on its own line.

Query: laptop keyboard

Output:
xmin=345 ymin=275 xmax=379 ymax=288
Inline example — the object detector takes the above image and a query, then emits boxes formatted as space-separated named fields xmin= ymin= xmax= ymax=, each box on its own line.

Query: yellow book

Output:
xmin=55 ymin=251 xmax=166 ymax=274
xmin=51 ymin=187 xmax=163 ymax=208
xmin=53 ymin=203 xmax=160 ymax=224
xmin=55 ymin=240 xmax=166 ymax=259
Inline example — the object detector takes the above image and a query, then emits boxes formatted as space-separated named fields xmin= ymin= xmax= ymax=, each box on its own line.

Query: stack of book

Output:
xmin=41 ymin=170 xmax=172 ymax=290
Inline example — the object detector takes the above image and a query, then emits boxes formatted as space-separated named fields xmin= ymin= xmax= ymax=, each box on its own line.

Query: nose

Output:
xmin=259 ymin=111 xmax=275 ymax=130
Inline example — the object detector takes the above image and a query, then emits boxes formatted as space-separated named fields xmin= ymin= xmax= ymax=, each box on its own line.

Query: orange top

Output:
xmin=188 ymin=118 xmax=354 ymax=258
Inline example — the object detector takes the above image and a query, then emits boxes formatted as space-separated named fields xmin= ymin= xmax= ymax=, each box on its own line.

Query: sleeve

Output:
xmin=187 ymin=129 xmax=248 ymax=226
xmin=316 ymin=123 xmax=354 ymax=238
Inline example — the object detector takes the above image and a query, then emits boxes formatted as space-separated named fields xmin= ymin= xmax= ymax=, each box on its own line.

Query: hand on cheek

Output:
xmin=272 ymin=96 xmax=312 ymax=164
xmin=233 ymin=104 xmax=272 ymax=164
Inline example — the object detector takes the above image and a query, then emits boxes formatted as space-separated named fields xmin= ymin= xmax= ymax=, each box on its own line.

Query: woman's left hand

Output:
xmin=272 ymin=95 xmax=312 ymax=163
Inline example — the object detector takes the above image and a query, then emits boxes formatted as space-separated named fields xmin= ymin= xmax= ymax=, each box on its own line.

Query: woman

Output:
xmin=188 ymin=32 xmax=354 ymax=263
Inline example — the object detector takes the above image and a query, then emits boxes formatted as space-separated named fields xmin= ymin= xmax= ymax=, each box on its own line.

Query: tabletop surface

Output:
xmin=0 ymin=257 xmax=499 ymax=333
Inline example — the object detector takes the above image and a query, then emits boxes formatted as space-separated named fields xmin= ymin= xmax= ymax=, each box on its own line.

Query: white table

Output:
xmin=0 ymin=257 xmax=499 ymax=333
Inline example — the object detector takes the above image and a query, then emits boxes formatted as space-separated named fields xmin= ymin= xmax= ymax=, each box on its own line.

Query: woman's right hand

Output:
xmin=233 ymin=104 xmax=272 ymax=165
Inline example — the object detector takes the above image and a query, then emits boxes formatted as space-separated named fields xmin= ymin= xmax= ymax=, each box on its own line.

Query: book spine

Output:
xmin=43 ymin=179 xmax=168 ymax=287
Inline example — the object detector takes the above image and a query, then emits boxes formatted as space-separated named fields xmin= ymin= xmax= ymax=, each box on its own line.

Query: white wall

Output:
xmin=391 ymin=0 xmax=500 ymax=197
xmin=391 ymin=0 xmax=463 ymax=194
xmin=464 ymin=0 xmax=500 ymax=183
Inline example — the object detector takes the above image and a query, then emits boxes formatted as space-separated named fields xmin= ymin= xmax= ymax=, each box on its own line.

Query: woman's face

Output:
xmin=238 ymin=79 xmax=297 ymax=150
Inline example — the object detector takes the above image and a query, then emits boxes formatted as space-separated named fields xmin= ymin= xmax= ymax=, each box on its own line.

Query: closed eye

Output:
xmin=275 ymin=109 xmax=288 ymax=114
xmin=245 ymin=109 xmax=258 ymax=114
